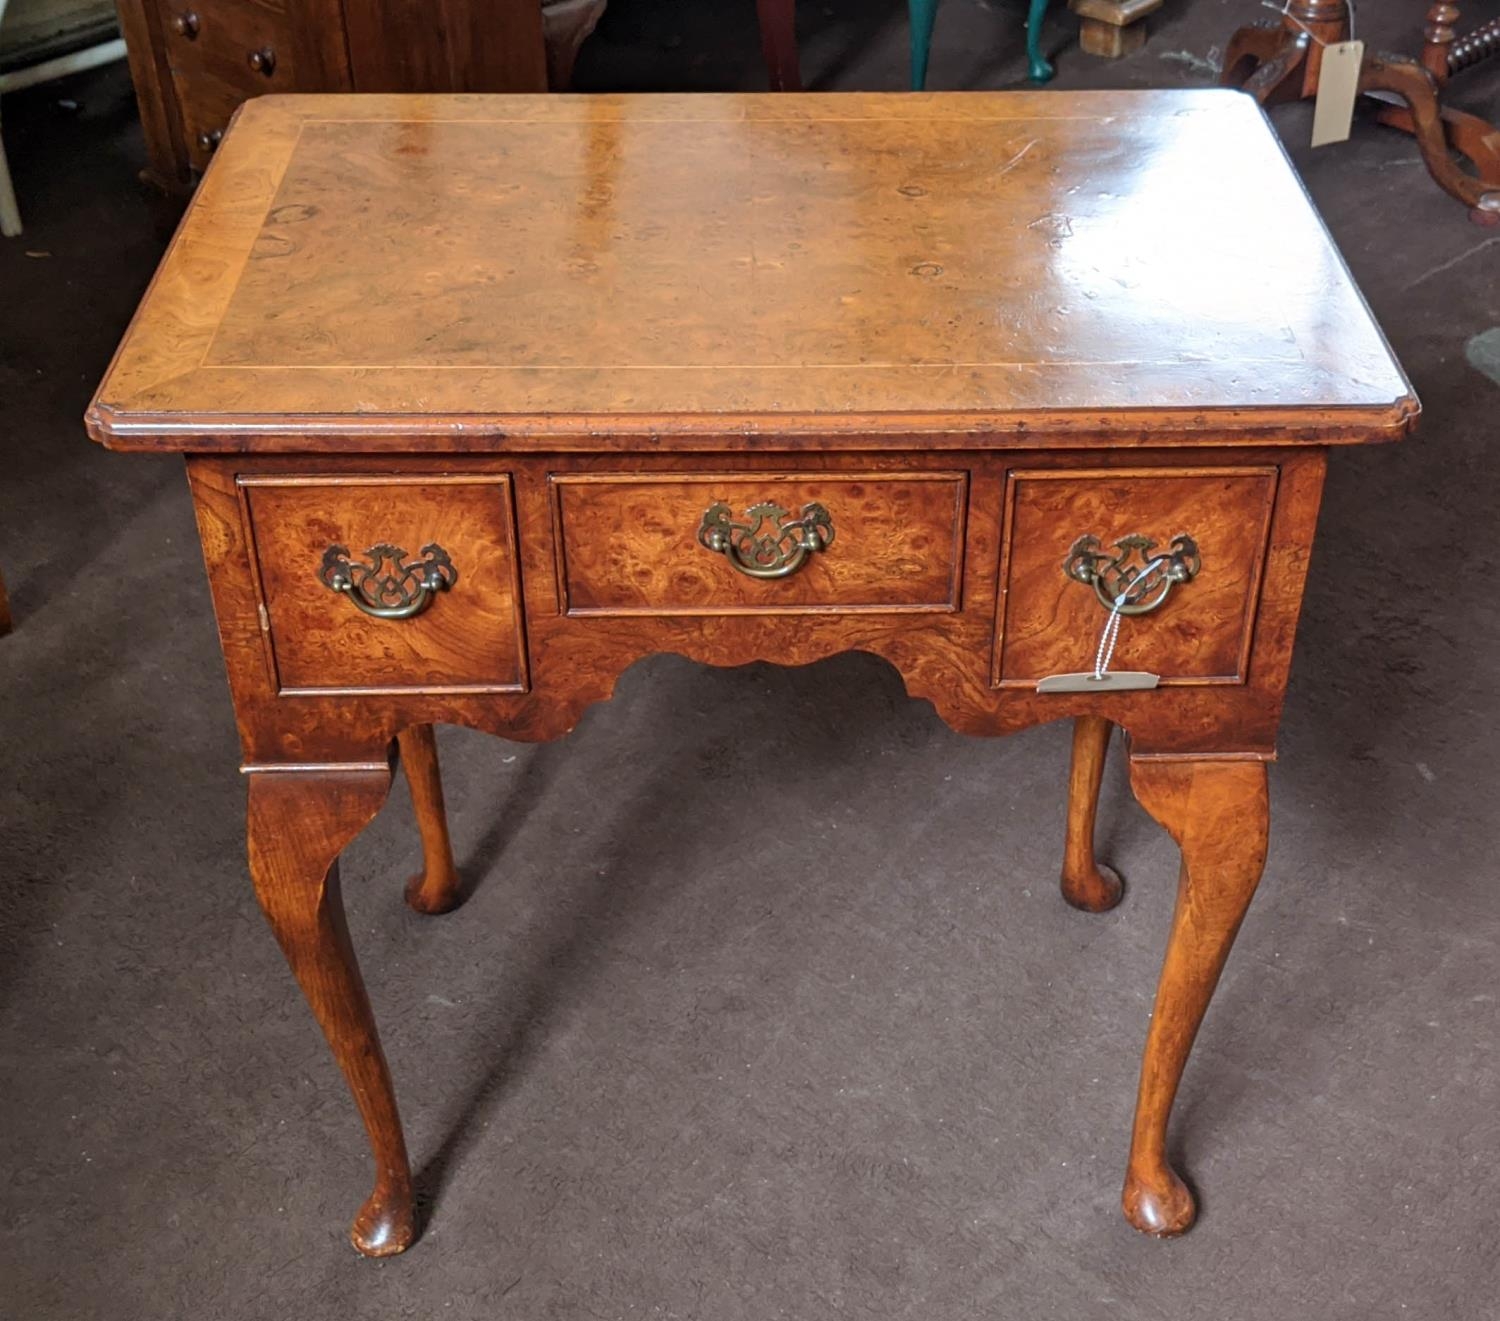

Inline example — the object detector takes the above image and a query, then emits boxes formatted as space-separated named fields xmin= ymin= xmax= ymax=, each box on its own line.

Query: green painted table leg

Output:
xmin=1027 ymin=0 xmax=1055 ymax=81
xmin=912 ymin=0 xmax=1054 ymax=89
xmin=909 ymin=0 xmax=938 ymax=90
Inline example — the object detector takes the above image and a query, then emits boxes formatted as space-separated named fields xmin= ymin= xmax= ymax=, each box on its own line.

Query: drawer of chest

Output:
xmin=156 ymin=0 xmax=321 ymax=88
xmin=172 ymin=68 xmax=249 ymax=167
xmin=155 ymin=0 xmax=337 ymax=165
xmin=551 ymin=473 xmax=966 ymax=615
xmin=993 ymin=467 xmax=1278 ymax=687
xmin=239 ymin=475 xmax=527 ymax=695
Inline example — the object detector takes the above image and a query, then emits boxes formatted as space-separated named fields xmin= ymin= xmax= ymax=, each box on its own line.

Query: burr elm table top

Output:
xmin=90 ymin=90 xmax=1413 ymax=447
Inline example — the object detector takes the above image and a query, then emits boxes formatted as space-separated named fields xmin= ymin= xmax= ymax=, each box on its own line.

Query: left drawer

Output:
xmin=240 ymin=475 xmax=527 ymax=695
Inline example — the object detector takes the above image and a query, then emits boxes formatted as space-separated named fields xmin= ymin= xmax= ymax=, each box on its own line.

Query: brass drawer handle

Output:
xmin=318 ymin=542 xmax=458 ymax=620
xmin=1064 ymin=532 xmax=1201 ymax=615
xmin=172 ymin=10 xmax=199 ymax=38
xmin=698 ymin=500 xmax=834 ymax=579
xmin=196 ymin=128 xmax=223 ymax=154
xmin=248 ymin=46 xmax=277 ymax=76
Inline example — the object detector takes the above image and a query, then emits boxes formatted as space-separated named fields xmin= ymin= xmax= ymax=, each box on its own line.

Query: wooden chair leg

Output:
xmin=396 ymin=724 xmax=463 ymax=915
xmin=1220 ymin=2 xmax=1344 ymax=97
xmin=909 ymin=0 xmax=938 ymax=90
xmin=1025 ymin=0 xmax=1055 ymax=82
xmin=1244 ymin=40 xmax=1318 ymax=105
xmin=1219 ymin=20 xmax=1311 ymax=103
xmin=247 ymin=766 xmax=417 ymax=1256
xmin=755 ymin=0 xmax=802 ymax=92
xmin=1060 ymin=715 xmax=1123 ymax=912
xmin=1218 ymin=21 xmax=1285 ymax=85
xmin=1121 ymin=757 xmax=1270 ymax=1236
xmin=1361 ymin=53 xmax=1500 ymax=219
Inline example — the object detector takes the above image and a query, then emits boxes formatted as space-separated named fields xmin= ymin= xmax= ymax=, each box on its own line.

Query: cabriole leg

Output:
xmin=247 ymin=766 xmax=416 ymax=1256
xmin=1121 ymin=756 xmax=1270 ymax=1235
xmin=397 ymin=724 xmax=463 ymax=915
xmin=1060 ymin=715 xmax=1123 ymax=912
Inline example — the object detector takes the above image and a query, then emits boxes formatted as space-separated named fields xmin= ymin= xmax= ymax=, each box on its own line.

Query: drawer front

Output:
xmin=155 ymin=0 xmax=345 ymax=87
xmin=173 ymin=68 xmax=251 ymax=168
xmin=554 ymin=473 xmax=966 ymax=615
xmin=994 ymin=467 xmax=1278 ymax=687
xmin=154 ymin=0 xmax=348 ymax=167
xmin=241 ymin=475 xmax=526 ymax=694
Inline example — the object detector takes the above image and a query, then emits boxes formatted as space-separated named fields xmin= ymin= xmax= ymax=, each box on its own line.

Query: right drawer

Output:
xmin=994 ymin=467 xmax=1279 ymax=687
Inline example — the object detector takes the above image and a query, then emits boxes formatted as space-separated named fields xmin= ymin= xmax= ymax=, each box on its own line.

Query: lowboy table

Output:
xmin=89 ymin=90 xmax=1416 ymax=1256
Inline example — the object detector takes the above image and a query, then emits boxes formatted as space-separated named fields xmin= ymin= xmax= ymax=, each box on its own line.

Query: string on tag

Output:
xmin=1089 ymin=555 xmax=1168 ymax=682
xmin=1093 ymin=597 xmax=1126 ymax=680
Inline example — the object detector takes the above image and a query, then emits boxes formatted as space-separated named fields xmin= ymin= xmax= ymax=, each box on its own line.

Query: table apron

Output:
xmin=183 ymin=446 xmax=1328 ymax=767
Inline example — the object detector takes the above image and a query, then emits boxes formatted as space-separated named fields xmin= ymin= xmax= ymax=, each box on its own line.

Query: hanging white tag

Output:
xmin=1037 ymin=671 xmax=1160 ymax=694
xmin=1311 ymin=41 xmax=1364 ymax=147
xmin=1037 ymin=556 xmax=1170 ymax=693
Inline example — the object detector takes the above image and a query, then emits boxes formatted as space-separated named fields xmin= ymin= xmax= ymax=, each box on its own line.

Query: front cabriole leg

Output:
xmin=1121 ymin=756 xmax=1270 ymax=1235
xmin=246 ymin=765 xmax=417 ymax=1256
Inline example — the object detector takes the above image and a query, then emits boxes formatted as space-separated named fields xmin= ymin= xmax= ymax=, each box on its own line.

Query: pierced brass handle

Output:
xmin=248 ymin=46 xmax=276 ymax=76
xmin=1063 ymin=532 xmax=1201 ymax=615
xmin=318 ymin=542 xmax=458 ymax=620
xmin=172 ymin=10 xmax=199 ymax=38
xmin=196 ymin=128 xmax=222 ymax=154
xmin=697 ymin=500 xmax=834 ymax=579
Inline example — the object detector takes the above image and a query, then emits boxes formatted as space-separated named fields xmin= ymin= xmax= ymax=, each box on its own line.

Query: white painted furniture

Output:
xmin=0 ymin=0 xmax=125 ymax=236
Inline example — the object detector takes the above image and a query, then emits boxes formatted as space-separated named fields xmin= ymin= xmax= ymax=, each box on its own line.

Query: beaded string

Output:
xmin=1090 ymin=556 xmax=1169 ymax=681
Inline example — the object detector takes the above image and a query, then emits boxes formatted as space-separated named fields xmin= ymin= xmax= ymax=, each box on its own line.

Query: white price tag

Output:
xmin=1311 ymin=40 xmax=1365 ymax=148
xmin=1036 ymin=550 xmax=1178 ymax=693
xmin=1037 ymin=671 xmax=1160 ymax=694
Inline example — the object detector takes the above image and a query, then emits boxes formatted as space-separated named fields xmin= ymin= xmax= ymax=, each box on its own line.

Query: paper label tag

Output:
xmin=1036 ymin=671 xmax=1160 ymax=694
xmin=1311 ymin=40 xmax=1364 ymax=148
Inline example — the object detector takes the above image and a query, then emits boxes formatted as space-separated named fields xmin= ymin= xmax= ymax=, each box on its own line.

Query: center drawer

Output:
xmin=552 ymin=473 xmax=967 ymax=615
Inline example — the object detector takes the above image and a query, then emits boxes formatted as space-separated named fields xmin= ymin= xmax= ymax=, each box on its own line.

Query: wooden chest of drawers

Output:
xmin=113 ymin=0 xmax=547 ymax=186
